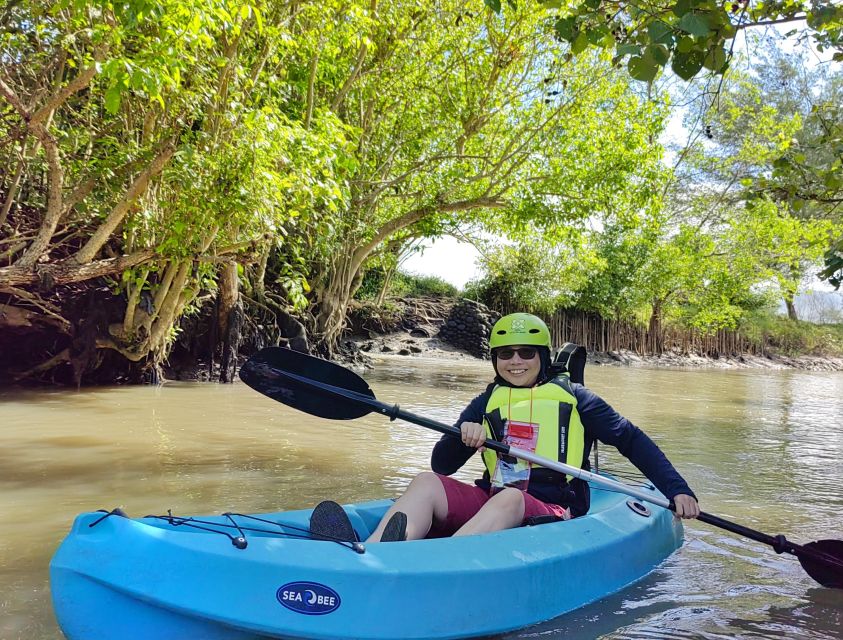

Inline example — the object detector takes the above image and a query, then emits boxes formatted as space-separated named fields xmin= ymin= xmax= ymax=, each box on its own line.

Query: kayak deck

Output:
xmin=51 ymin=480 xmax=683 ymax=640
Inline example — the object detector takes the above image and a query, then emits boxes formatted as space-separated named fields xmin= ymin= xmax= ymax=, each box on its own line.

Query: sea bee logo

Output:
xmin=277 ymin=582 xmax=341 ymax=615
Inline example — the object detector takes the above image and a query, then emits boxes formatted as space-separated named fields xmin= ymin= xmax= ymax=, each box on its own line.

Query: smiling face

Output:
xmin=494 ymin=345 xmax=541 ymax=387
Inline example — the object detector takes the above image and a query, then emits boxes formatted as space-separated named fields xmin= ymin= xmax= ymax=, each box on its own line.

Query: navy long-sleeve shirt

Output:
xmin=431 ymin=381 xmax=695 ymax=517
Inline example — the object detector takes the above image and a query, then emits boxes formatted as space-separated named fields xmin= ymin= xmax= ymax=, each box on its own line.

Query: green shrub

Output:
xmin=740 ymin=313 xmax=843 ymax=356
xmin=354 ymin=269 xmax=458 ymax=301
xmin=355 ymin=269 xmax=385 ymax=301
xmin=393 ymin=272 xmax=458 ymax=297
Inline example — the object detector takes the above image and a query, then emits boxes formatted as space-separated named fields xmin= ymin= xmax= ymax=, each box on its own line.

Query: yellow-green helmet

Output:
xmin=489 ymin=313 xmax=551 ymax=349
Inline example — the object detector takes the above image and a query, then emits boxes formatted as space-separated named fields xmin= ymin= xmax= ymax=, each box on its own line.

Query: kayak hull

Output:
xmin=51 ymin=483 xmax=682 ymax=640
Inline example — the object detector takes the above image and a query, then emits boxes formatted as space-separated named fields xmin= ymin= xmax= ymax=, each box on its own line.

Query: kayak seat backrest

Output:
xmin=345 ymin=500 xmax=395 ymax=539
xmin=343 ymin=509 xmax=369 ymax=541
xmin=552 ymin=342 xmax=586 ymax=385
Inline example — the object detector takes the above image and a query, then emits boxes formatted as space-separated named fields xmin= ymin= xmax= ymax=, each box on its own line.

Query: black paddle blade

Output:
xmin=797 ymin=540 xmax=843 ymax=589
xmin=238 ymin=347 xmax=375 ymax=420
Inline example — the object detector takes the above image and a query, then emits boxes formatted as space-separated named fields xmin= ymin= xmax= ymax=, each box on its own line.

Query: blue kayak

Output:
xmin=50 ymin=480 xmax=683 ymax=640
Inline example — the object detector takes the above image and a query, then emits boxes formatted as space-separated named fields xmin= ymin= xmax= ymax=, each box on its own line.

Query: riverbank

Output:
xmin=348 ymin=331 xmax=843 ymax=372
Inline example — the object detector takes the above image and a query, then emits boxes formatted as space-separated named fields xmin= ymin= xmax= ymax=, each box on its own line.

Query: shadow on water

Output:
xmin=493 ymin=566 xmax=843 ymax=640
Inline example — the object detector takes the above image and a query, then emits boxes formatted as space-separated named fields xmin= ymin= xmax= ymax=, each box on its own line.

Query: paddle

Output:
xmin=239 ymin=346 xmax=843 ymax=589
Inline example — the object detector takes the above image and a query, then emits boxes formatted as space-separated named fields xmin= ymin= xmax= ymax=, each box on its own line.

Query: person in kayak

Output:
xmin=313 ymin=312 xmax=699 ymax=543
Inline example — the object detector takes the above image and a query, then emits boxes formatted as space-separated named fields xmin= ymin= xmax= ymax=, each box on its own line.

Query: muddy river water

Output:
xmin=1 ymin=356 xmax=842 ymax=639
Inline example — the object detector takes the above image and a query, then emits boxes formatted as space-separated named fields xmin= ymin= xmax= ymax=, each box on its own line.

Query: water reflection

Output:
xmin=1 ymin=358 xmax=842 ymax=640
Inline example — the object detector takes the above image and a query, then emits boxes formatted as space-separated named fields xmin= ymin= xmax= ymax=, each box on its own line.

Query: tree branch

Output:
xmin=0 ymin=249 xmax=155 ymax=287
xmin=11 ymin=348 xmax=71 ymax=381
xmin=304 ymin=51 xmax=319 ymax=128
xmin=0 ymin=287 xmax=72 ymax=331
xmin=331 ymin=0 xmax=376 ymax=112
xmin=15 ymin=121 xmax=64 ymax=268
xmin=351 ymin=196 xmax=507 ymax=274
xmin=30 ymin=55 xmax=102 ymax=126
xmin=0 ymin=76 xmax=28 ymax=116
xmin=73 ymin=142 xmax=175 ymax=264
xmin=735 ymin=16 xmax=809 ymax=31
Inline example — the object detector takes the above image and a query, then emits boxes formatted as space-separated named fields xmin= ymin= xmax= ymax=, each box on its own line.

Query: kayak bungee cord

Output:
xmin=223 ymin=513 xmax=249 ymax=548
xmin=157 ymin=512 xmax=249 ymax=549
xmin=88 ymin=509 xmax=366 ymax=553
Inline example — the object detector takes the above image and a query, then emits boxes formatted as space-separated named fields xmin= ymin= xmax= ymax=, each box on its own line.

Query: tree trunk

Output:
xmin=216 ymin=262 xmax=240 ymax=382
xmin=375 ymin=266 xmax=394 ymax=308
xmin=784 ymin=264 xmax=800 ymax=321
xmin=785 ymin=296 xmax=798 ymax=321
xmin=648 ymin=299 xmax=663 ymax=355
xmin=312 ymin=254 xmax=359 ymax=353
xmin=311 ymin=197 xmax=506 ymax=354
xmin=219 ymin=299 xmax=243 ymax=383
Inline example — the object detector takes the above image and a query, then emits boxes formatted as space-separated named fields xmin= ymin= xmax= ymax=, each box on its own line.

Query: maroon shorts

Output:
xmin=427 ymin=473 xmax=571 ymax=538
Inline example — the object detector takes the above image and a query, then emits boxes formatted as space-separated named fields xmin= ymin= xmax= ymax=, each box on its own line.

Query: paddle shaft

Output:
xmin=280 ymin=370 xmax=669 ymax=506
xmin=271 ymin=367 xmax=843 ymax=571
xmin=379 ymin=398 xmax=840 ymax=565
xmin=384 ymin=404 xmax=672 ymax=508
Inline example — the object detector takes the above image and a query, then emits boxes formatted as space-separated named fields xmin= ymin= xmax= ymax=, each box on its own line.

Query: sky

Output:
xmin=402 ymin=236 xmax=483 ymax=288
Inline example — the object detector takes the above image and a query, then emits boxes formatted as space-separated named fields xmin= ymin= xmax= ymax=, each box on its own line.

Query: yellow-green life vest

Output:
xmin=482 ymin=376 xmax=585 ymax=482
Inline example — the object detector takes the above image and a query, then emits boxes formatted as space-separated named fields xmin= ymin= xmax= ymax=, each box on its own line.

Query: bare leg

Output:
xmin=366 ymin=472 xmax=448 ymax=542
xmin=453 ymin=487 xmax=525 ymax=537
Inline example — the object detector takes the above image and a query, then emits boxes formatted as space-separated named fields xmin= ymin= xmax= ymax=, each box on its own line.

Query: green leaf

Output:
xmin=628 ymin=55 xmax=659 ymax=83
xmin=648 ymin=20 xmax=674 ymax=45
xmin=676 ymin=36 xmax=695 ymax=53
xmin=252 ymin=5 xmax=264 ymax=32
xmin=554 ymin=17 xmax=576 ymax=42
xmin=671 ymin=49 xmax=705 ymax=80
xmin=703 ymin=46 xmax=727 ymax=72
xmin=616 ymin=43 xmax=642 ymax=57
xmin=672 ymin=0 xmax=693 ymax=17
xmin=571 ymin=31 xmax=589 ymax=54
xmin=678 ymin=12 xmax=711 ymax=37
xmin=104 ymin=85 xmax=122 ymax=114
xmin=825 ymin=173 xmax=842 ymax=190
xmin=484 ymin=0 xmax=502 ymax=12
xmin=807 ymin=4 xmax=839 ymax=28
xmin=587 ymin=26 xmax=608 ymax=44
xmin=646 ymin=44 xmax=670 ymax=67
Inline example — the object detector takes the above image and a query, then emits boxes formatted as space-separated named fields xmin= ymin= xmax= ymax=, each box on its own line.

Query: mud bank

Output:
xmin=348 ymin=331 xmax=843 ymax=372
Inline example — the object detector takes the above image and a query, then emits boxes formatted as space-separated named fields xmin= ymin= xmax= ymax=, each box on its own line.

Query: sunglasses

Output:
xmin=495 ymin=347 xmax=538 ymax=360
